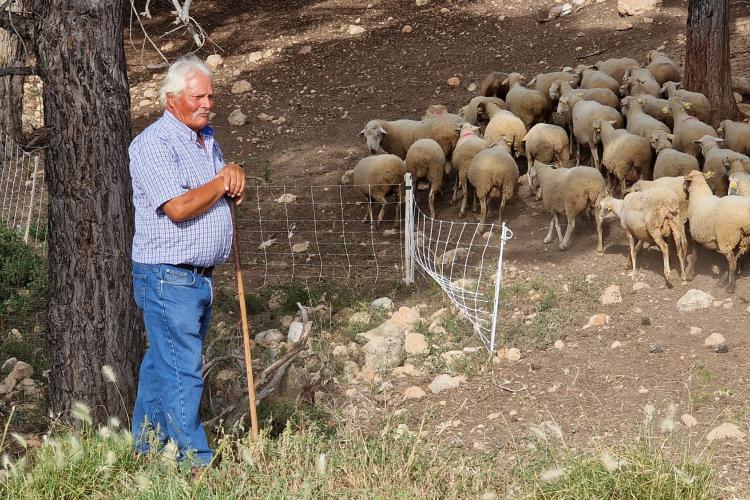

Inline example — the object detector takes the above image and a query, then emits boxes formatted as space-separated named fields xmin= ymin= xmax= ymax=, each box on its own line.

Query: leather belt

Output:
xmin=174 ymin=263 xmax=214 ymax=277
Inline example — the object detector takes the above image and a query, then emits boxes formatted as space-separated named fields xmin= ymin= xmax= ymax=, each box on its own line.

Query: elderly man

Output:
xmin=129 ymin=56 xmax=245 ymax=465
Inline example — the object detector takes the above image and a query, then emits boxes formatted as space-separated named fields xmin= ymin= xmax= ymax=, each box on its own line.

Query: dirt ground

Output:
xmin=125 ymin=0 xmax=750 ymax=495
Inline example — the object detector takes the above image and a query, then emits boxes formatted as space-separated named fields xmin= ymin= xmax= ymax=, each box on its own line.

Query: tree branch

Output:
xmin=0 ymin=65 xmax=34 ymax=76
xmin=0 ymin=9 xmax=34 ymax=41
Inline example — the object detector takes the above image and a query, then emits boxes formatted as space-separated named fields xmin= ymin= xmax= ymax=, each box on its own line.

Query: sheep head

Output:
xmin=359 ymin=120 xmax=388 ymax=154
xmin=598 ymin=197 xmax=619 ymax=224
xmin=591 ymin=120 xmax=603 ymax=145
xmin=691 ymin=135 xmax=723 ymax=153
xmin=650 ymin=130 xmax=674 ymax=152
xmin=556 ymin=95 xmax=572 ymax=114
xmin=503 ymin=72 xmax=525 ymax=87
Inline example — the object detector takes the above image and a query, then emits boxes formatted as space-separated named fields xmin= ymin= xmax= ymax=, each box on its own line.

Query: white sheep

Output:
xmin=661 ymin=82 xmax=712 ymax=124
xmin=620 ymin=96 xmax=671 ymax=140
xmin=503 ymin=72 xmax=548 ymax=128
xmin=692 ymin=135 xmax=750 ymax=195
xmin=466 ymin=143 xmax=520 ymax=231
xmin=576 ymin=65 xmax=621 ymax=95
xmin=591 ymin=119 xmax=652 ymax=195
xmin=717 ymin=119 xmax=750 ymax=156
xmin=649 ymin=130 xmax=699 ymax=179
xmin=629 ymin=175 xmax=689 ymax=225
xmin=451 ymin=123 xmax=489 ymax=205
xmin=523 ymin=123 xmax=570 ymax=170
xmin=593 ymin=57 xmax=640 ymax=83
xmin=557 ymin=92 xmax=623 ymax=169
xmin=619 ymin=68 xmax=661 ymax=97
xmin=528 ymin=162 xmax=606 ymax=254
xmin=459 ymin=96 xmax=506 ymax=126
xmin=352 ymin=154 xmax=406 ymax=227
xmin=405 ymin=139 xmax=447 ymax=218
xmin=359 ymin=116 xmax=460 ymax=158
xmin=683 ymin=170 xmax=750 ymax=293
xmin=646 ymin=50 xmax=682 ymax=86
xmin=664 ymin=98 xmax=718 ymax=158
xmin=479 ymin=71 xmax=510 ymax=99
xmin=635 ymin=94 xmax=673 ymax=128
xmin=549 ymin=80 xmax=620 ymax=109
xmin=599 ymin=188 xmax=688 ymax=285
xmin=729 ymin=171 xmax=750 ymax=196
xmin=483 ymin=101 xmax=527 ymax=158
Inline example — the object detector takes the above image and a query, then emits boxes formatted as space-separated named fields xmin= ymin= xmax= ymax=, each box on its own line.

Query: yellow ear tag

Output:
xmin=661 ymin=106 xmax=668 ymax=113
xmin=704 ymin=170 xmax=715 ymax=179
xmin=684 ymin=102 xmax=692 ymax=110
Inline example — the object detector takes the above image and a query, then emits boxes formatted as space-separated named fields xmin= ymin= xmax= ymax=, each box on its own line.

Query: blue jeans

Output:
xmin=131 ymin=261 xmax=214 ymax=465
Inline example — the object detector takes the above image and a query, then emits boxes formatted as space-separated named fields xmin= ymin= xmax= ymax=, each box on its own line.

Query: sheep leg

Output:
xmin=725 ymin=251 xmax=738 ymax=294
xmin=496 ymin=197 xmax=506 ymax=227
xmin=554 ymin=213 xmax=564 ymax=247
xmin=394 ymin=185 xmax=403 ymax=228
xmin=595 ymin=208 xmax=604 ymax=256
xmin=651 ymin=231 xmax=673 ymax=287
xmin=451 ymin=176 xmax=460 ymax=205
xmin=428 ymin=184 xmax=436 ymax=219
xmin=478 ymin=196 xmax=488 ymax=233
xmin=459 ymin=179 xmax=468 ymax=217
xmin=364 ymin=199 xmax=375 ymax=226
xmin=670 ymin=221 xmax=688 ymax=281
xmin=626 ymin=232 xmax=638 ymax=274
xmin=473 ymin=191 xmax=479 ymax=213
xmin=575 ymin=141 xmax=580 ymax=167
xmin=560 ymin=213 xmax=576 ymax=250
xmin=375 ymin=195 xmax=387 ymax=228
xmin=591 ymin=144 xmax=600 ymax=170
xmin=619 ymin=176 xmax=626 ymax=198
xmin=544 ymin=218 xmax=555 ymax=244
xmin=685 ymin=245 xmax=699 ymax=281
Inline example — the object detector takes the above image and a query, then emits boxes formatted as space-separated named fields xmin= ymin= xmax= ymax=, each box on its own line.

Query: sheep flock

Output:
xmin=354 ymin=51 xmax=750 ymax=293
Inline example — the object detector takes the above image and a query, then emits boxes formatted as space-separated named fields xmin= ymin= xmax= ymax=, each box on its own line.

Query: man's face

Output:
xmin=166 ymin=71 xmax=214 ymax=132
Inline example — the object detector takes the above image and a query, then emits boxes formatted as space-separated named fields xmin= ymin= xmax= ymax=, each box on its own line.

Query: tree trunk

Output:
xmin=31 ymin=0 xmax=143 ymax=423
xmin=0 ymin=0 xmax=26 ymax=142
xmin=684 ymin=0 xmax=737 ymax=126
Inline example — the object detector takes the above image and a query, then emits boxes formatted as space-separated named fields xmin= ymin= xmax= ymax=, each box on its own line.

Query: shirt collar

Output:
xmin=162 ymin=110 xmax=214 ymax=142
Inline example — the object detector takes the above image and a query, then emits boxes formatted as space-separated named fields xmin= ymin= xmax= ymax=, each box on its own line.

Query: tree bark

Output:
xmin=28 ymin=0 xmax=143 ymax=423
xmin=684 ymin=0 xmax=737 ymax=126
xmin=0 ymin=0 xmax=26 ymax=143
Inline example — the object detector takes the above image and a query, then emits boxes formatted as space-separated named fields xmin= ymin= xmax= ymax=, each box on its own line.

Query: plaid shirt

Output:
xmin=129 ymin=111 xmax=232 ymax=267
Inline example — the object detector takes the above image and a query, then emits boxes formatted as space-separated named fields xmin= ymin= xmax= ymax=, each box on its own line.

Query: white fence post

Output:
xmin=403 ymin=173 xmax=414 ymax=284
xmin=23 ymin=156 xmax=40 ymax=244
xmin=489 ymin=223 xmax=513 ymax=353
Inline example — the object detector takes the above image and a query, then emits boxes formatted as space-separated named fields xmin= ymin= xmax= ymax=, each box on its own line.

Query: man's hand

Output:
xmin=216 ymin=162 xmax=246 ymax=205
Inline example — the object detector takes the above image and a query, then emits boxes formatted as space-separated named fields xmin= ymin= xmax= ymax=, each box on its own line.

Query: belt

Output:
xmin=174 ymin=263 xmax=214 ymax=277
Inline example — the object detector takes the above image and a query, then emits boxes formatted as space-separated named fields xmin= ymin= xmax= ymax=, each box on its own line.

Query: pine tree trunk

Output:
xmin=0 ymin=0 xmax=26 ymax=142
xmin=32 ymin=0 xmax=143 ymax=423
xmin=684 ymin=0 xmax=737 ymax=126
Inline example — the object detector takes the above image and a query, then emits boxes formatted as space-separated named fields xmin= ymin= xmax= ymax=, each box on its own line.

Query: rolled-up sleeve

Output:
xmin=130 ymin=136 xmax=186 ymax=212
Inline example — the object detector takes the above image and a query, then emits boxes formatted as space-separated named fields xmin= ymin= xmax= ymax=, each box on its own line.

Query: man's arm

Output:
xmin=162 ymin=162 xmax=246 ymax=222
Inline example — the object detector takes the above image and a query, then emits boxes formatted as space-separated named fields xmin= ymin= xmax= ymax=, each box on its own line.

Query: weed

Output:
xmin=248 ymin=153 xmax=272 ymax=183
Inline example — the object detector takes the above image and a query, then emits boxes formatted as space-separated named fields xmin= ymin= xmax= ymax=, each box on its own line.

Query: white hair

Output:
xmin=159 ymin=56 xmax=213 ymax=106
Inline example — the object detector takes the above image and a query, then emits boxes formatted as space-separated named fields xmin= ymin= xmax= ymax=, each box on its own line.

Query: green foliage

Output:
xmin=0 ymin=223 xmax=47 ymax=332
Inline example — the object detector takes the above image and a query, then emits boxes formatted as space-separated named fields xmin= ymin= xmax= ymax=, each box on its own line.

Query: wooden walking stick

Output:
xmin=229 ymin=198 xmax=260 ymax=438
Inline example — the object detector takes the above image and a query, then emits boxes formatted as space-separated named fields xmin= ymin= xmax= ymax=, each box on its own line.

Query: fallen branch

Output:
xmin=0 ymin=66 xmax=34 ymax=76
xmin=576 ymin=47 xmax=607 ymax=60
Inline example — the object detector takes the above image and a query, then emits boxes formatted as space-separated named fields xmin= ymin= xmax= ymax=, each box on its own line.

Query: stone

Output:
xmin=618 ymin=0 xmax=661 ymax=16
xmin=281 ymin=315 xmax=295 ymax=329
xmin=704 ymin=333 xmax=726 ymax=347
xmin=298 ymin=45 xmax=312 ymax=55
xmin=292 ymin=241 xmax=310 ymax=253
xmin=451 ymin=278 xmax=477 ymax=291
xmin=19 ymin=378 xmax=42 ymax=400
xmin=257 ymin=112 xmax=274 ymax=122
xmin=689 ymin=327 xmax=702 ymax=336
xmin=440 ymin=350 xmax=465 ymax=366
xmin=332 ymin=345 xmax=349 ymax=357
xmin=356 ymin=320 xmax=403 ymax=343
xmin=1 ymin=357 xmax=17 ymax=374
xmin=428 ymin=318 xmax=447 ymax=335
xmin=610 ymin=341 xmax=622 ymax=349
xmin=633 ymin=282 xmax=650 ymax=291
xmin=214 ymin=369 xmax=238 ymax=392
xmin=287 ymin=321 xmax=305 ymax=343
xmin=507 ymin=348 xmax=521 ymax=362
xmin=389 ymin=307 xmax=420 ymax=330
xmin=429 ymin=308 xmax=450 ymax=323
xmin=403 ymin=386 xmax=426 ymax=400
xmin=677 ymin=289 xmax=714 ymax=312
xmin=402 ymin=25 xmax=413 ymax=33
xmin=435 ymin=247 xmax=468 ymax=267
xmin=228 ymin=108 xmax=247 ymax=126
xmin=371 ymin=297 xmax=393 ymax=311
xmin=468 ymin=83 xmax=477 ymax=92
xmin=362 ymin=331 xmax=404 ymax=369
xmin=9 ymin=360 xmax=32 ymax=380
xmin=356 ymin=364 xmax=377 ymax=384
xmin=340 ymin=169 xmax=354 ymax=185
xmin=205 ymin=54 xmax=224 ymax=70
xmin=348 ymin=311 xmax=372 ymax=325
xmin=255 ymin=329 xmax=285 ymax=349
xmin=600 ymin=285 xmax=622 ymax=305
xmin=347 ymin=25 xmax=365 ymax=35
xmin=230 ymin=80 xmax=253 ymax=95
xmin=404 ymin=332 xmax=429 ymax=355
xmin=481 ymin=492 xmax=498 ymax=500
xmin=143 ymin=88 xmax=158 ymax=100
xmin=343 ymin=361 xmax=360 ymax=380
xmin=582 ymin=313 xmax=611 ymax=329
xmin=275 ymin=193 xmax=297 ymax=204
xmin=246 ymin=51 xmax=265 ymax=63
xmin=553 ymin=340 xmax=565 ymax=349
xmin=429 ymin=374 xmax=465 ymax=394
xmin=681 ymin=414 xmax=698 ymax=428
xmin=416 ymin=0 xmax=430 ymax=5
xmin=393 ymin=364 xmax=419 ymax=377
xmin=706 ymin=422 xmax=746 ymax=443
xmin=447 ymin=77 xmax=461 ymax=87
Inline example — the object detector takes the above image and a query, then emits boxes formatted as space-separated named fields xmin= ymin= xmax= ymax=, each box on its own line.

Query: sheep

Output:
xmin=629 ymin=175 xmax=690 ymax=226
xmin=479 ymin=71 xmax=510 ymax=99
xmin=661 ymin=82 xmax=712 ymax=124
xmin=451 ymin=123 xmax=489 ymax=205
xmin=465 ymin=143 xmax=520 ymax=231
xmin=646 ymin=51 xmax=682 ymax=86
xmin=620 ymin=96 xmax=671 ymax=140
xmin=503 ymin=72 xmax=548 ymax=128
xmin=423 ymin=105 xmax=465 ymax=127
xmin=592 ymin=57 xmax=640 ymax=83
xmin=649 ymin=130 xmax=700 ymax=179
xmin=549 ymin=80 xmax=620 ymax=109
xmin=683 ymin=170 xmax=750 ymax=293
xmin=636 ymin=94 xmax=673 ymax=128
xmin=359 ymin=116 xmax=460 ymax=159
xmin=717 ymin=119 xmax=750 ymax=156
xmin=459 ymin=96 xmax=506 ymax=126
xmin=483 ymin=101 xmax=526 ymax=158
xmin=529 ymin=70 xmax=577 ymax=116
xmin=523 ymin=123 xmax=570 ymax=170
xmin=405 ymin=139 xmax=447 ymax=218
xmin=557 ymin=92 xmax=623 ymax=169
xmin=599 ymin=188 xmax=688 ymax=285
xmin=576 ymin=65 xmax=620 ymax=95
xmin=692 ymin=135 xmax=750 ymax=195
xmin=591 ymin=119 xmax=652 ymax=195
xmin=729 ymin=171 xmax=750 ymax=196
xmin=664 ymin=98 xmax=718 ymax=158
xmin=528 ymin=162 xmax=606 ymax=254
xmin=352 ymin=154 xmax=406 ymax=227
xmin=619 ymin=68 xmax=661 ymax=97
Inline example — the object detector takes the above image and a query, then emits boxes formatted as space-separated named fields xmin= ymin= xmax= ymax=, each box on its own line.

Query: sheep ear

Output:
xmin=358 ymin=128 xmax=366 ymax=136
xmin=716 ymin=138 xmax=725 ymax=144
xmin=691 ymin=139 xmax=701 ymax=145
xmin=608 ymin=120 xmax=617 ymax=126
xmin=675 ymin=81 xmax=683 ymax=89
xmin=378 ymin=126 xmax=388 ymax=134
xmin=501 ymin=78 xmax=509 ymax=86
xmin=528 ymin=77 xmax=537 ymax=86
xmin=667 ymin=134 xmax=675 ymax=140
